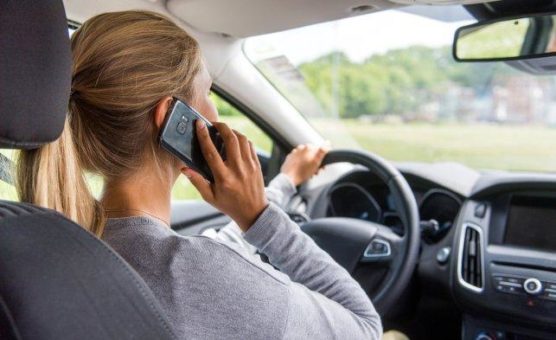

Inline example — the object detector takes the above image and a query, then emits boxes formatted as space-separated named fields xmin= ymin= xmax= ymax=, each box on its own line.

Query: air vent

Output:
xmin=458 ymin=223 xmax=484 ymax=292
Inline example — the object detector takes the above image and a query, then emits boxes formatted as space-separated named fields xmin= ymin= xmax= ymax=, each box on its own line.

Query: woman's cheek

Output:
xmin=205 ymin=97 xmax=219 ymax=123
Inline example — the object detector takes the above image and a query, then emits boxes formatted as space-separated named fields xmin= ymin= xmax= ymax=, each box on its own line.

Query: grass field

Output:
xmin=313 ymin=119 xmax=556 ymax=172
xmin=2 ymin=119 xmax=556 ymax=202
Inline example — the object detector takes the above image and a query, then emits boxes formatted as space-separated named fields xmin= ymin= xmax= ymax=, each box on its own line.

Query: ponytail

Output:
xmin=16 ymin=10 xmax=202 ymax=237
xmin=16 ymin=119 xmax=105 ymax=236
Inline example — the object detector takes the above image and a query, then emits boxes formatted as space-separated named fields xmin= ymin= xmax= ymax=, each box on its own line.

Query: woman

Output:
xmin=17 ymin=11 xmax=382 ymax=339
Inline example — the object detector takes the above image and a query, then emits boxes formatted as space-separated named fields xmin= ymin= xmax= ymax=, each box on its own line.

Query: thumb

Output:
xmin=182 ymin=168 xmax=214 ymax=202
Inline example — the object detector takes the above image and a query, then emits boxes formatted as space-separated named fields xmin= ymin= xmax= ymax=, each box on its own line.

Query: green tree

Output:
xmin=297 ymin=45 xmax=517 ymax=119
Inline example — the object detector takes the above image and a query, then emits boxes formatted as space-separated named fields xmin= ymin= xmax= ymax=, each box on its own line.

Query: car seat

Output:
xmin=0 ymin=1 xmax=176 ymax=339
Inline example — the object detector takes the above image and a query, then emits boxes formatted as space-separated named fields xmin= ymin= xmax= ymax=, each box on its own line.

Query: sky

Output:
xmin=244 ymin=6 xmax=475 ymax=65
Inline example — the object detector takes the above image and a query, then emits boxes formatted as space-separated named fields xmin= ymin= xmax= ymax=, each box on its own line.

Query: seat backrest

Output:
xmin=0 ymin=201 xmax=177 ymax=339
xmin=0 ymin=1 xmax=176 ymax=339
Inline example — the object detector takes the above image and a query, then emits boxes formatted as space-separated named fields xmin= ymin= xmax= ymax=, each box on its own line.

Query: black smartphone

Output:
xmin=158 ymin=98 xmax=225 ymax=182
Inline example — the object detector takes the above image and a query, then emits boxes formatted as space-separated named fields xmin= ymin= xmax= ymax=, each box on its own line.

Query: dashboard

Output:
xmin=301 ymin=163 xmax=556 ymax=340
xmin=453 ymin=185 xmax=556 ymax=339
xmin=324 ymin=169 xmax=463 ymax=243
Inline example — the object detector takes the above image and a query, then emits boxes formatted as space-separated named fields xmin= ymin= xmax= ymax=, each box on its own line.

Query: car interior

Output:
xmin=2 ymin=0 xmax=556 ymax=339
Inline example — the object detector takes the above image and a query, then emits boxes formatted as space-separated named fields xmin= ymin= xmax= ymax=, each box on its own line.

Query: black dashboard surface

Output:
xmin=322 ymin=169 xmax=463 ymax=241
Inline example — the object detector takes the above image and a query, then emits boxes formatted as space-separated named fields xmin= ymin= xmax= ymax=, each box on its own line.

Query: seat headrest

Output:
xmin=0 ymin=0 xmax=71 ymax=150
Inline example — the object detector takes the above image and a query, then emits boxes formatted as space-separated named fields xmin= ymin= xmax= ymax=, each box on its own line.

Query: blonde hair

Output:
xmin=16 ymin=10 xmax=203 ymax=236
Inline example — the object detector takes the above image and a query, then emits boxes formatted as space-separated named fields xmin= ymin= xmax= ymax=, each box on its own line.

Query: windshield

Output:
xmin=244 ymin=7 xmax=556 ymax=173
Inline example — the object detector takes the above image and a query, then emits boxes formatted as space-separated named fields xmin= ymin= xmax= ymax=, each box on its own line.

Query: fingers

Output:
xmin=249 ymin=141 xmax=262 ymax=170
xmin=196 ymin=120 xmax=226 ymax=177
xmin=182 ymin=168 xmax=214 ymax=202
xmin=290 ymin=144 xmax=320 ymax=158
xmin=233 ymin=130 xmax=261 ymax=173
xmin=249 ymin=141 xmax=257 ymax=160
xmin=212 ymin=122 xmax=240 ymax=162
xmin=232 ymin=129 xmax=251 ymax=162
xmin=315 ymin=146 xmax=328 ymax=163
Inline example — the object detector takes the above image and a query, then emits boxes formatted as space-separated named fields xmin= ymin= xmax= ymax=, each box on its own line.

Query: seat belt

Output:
xmin=0 ymin=153 xmax=13 ymax=185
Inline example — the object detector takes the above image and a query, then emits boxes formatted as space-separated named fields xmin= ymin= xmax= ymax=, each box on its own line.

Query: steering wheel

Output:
xmin=301 ymin=149 xmax=420 ymax=315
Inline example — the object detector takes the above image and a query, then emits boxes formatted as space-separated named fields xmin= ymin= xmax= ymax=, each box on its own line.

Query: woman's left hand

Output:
xmin=280 ymin=144 xmax=328 ymax=186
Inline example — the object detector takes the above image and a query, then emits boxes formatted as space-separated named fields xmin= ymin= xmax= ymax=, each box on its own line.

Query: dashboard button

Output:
xmin=544 ymin=287 xmax=556 ymax=294
xmin=474 ymin=203 xmax=487 ymax=218
xmin=541 ymin=292 xmax=556 ymax=301
xmin=495 ymin=284 xmax=523 ymax=295
xmin=546 ymin=282 xmax=556 ymax=290
xmin=523 ymin=278 xmax=543 ymax=295
xmin=492 ymin=275 xmax=526 ymax=295
xmin=541 ymin=283 xmax=556 ymax=301
xmin=436 ymin=247 xmax=451 ymax=264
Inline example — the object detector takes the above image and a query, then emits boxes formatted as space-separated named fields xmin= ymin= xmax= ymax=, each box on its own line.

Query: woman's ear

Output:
xmin=153 ymin=96 xmax=173 ymax=129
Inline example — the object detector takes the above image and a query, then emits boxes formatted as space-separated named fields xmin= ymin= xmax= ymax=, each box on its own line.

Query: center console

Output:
xmin=452 ymin=188 xmax=556 ymax=340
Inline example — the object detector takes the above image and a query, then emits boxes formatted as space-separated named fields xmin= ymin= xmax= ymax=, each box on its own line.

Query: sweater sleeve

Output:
xmin=244 ymin=203 xmax=382 ymax=339
xmin=212 ymin=173 xmax=296 ymax=252
xmin=264 ymin=173 xmax=297 ymax=209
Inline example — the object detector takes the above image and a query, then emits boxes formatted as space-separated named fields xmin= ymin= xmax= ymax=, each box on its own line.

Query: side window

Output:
xmin=211 ymin=93 xmax=272 ymax=154
xmin=171 ymin=92 xmax=274 ymax=200
xmin=0 ymin=149 xmax=18 ymax=201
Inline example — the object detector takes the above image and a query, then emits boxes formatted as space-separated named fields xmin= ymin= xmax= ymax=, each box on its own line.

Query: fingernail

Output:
xmin=197 ymin=120 xmax=206 ymax=130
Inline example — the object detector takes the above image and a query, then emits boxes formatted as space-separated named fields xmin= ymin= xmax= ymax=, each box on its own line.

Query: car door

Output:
xmin=170 ymin=90 xmax=288 ymax=236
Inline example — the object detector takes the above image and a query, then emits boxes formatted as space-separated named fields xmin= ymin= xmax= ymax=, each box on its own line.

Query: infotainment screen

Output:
xmin=504 ymin=196 xmax=556 ymax=252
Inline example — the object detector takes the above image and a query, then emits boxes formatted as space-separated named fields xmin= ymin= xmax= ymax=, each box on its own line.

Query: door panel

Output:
xmin=171 ymin=200 xmax=230 ymax=236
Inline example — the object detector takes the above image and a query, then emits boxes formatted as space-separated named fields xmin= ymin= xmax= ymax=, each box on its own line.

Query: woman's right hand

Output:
xmin=182 ymin=120 xmax=268 ymax=232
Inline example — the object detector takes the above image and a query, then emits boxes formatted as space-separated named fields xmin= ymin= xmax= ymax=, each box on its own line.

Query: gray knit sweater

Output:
xmin=102 ymin=174 xmax=382 ymax=339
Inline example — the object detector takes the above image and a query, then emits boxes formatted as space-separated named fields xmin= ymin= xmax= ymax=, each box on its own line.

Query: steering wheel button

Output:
xmin=372 ymin=243 xmax=384 ymax=251
xmin=363 ymin=240 xmax=391 ymax=258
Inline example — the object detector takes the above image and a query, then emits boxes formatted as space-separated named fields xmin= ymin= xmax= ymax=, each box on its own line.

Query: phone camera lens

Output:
xmin=176 ymin=121 xmax=187 ymax=135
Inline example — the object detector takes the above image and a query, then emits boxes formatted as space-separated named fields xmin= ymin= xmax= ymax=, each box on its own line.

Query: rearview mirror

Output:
xmin=454 ymin=13 xmax=556 ymax=62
